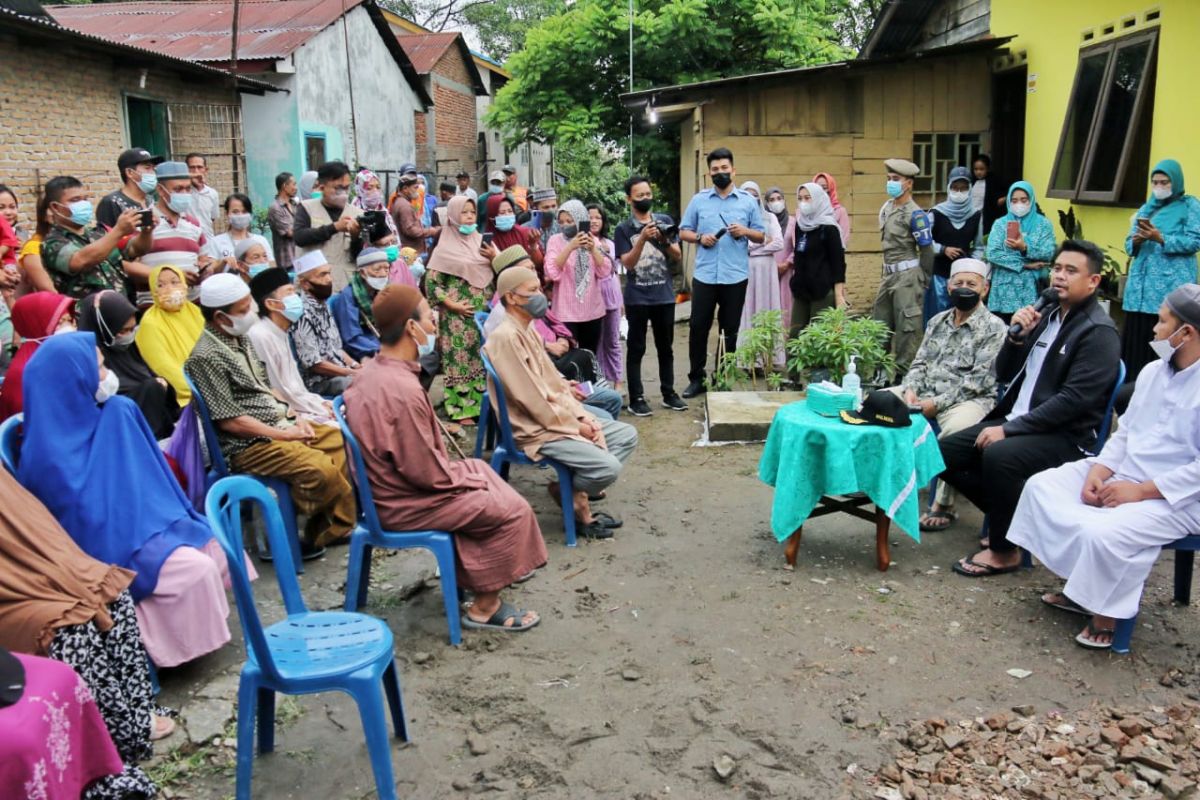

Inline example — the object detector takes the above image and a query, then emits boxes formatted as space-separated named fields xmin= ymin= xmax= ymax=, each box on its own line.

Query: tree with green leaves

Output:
xmin=462 ymin=0 xmax=561 ymax=60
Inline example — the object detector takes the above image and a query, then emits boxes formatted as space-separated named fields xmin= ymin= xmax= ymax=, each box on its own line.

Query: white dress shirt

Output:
xmin=247 ymin=318 xmax=334 ymax=425
xmin=1007 ymin=308 xmax=1063 ymax=421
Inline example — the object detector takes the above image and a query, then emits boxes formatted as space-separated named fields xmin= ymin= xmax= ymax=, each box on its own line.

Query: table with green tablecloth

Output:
xmin=758 ymin=399 xmax=945 ymax=571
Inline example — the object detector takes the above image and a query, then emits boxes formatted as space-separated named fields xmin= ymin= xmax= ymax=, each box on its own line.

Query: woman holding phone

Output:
xmin=985 ymin=180 xmax=1055 ymax=324
xmin=1122 ymin=159 xmax=1200 ymax=379
xmin=544 ymin=199 xmax=612 ymax=353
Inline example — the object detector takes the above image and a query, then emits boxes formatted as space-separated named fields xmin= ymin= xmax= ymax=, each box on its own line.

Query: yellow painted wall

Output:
xmin=991 ymin=0 xmax=1199 ymax=261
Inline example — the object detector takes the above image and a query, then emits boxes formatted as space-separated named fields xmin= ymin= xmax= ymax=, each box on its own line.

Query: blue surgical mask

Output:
xmin=248 ymin=263 xmax=271 ymax=279
xmin=416 ymin=328 xmax=437 ymax=357
xmin=281 ymin=293 xmax=304 ymax=323
xmin=494 ymin=214 xmax=516 ymax=231
xmin=167 ymin=191 xmax=193 ymax=214
xmin=64 ymin=200 xmax=94 ymax=227
xmin=458 ymin=223 xmax=478 ymax=236
xmin=385 ymin=245 xmax=399 ymax=263
xmin=886 ymin=180 xmax=904 ymax=198
xmin=137 ymin=172 xmax=158 ymax=194
xmin=310 ymin=191 xmax=323 ymax=199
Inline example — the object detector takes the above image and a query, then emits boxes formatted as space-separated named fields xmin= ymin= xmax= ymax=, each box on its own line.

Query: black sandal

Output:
xmin=461 ymin=601 xmax=540 ymax=632
xmin=1074 ymin=621 xmax=1114 ymax=650
xmin=951 ymin=556 xmax=1021 ymax=578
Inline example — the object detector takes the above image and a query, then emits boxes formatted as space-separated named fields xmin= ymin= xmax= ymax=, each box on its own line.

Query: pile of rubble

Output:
xmin=864 ymin=703 xmax=1200 ymax=799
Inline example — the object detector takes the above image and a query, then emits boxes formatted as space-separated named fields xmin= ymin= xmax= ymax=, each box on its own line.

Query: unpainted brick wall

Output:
xmin=426 ymin=47 xmax=477 ymax=180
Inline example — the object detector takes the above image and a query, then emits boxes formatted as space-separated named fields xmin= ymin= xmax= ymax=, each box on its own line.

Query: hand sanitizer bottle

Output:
xmin=841 ymin=355 xmax=862 ymax=408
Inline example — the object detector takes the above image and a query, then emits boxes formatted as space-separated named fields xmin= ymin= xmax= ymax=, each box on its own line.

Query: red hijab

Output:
xmin=485 ymin=193 xmax=538 ymax=254
xmin=812 ymin=172 xmax=843 ymax=209
xmin=0 ymin=292 xmax=75 ymax=420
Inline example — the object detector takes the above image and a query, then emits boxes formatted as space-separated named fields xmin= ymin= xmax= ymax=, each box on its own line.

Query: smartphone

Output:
xmin=481 ymin=232 xmax=494 ymax=247
xmin=139 ymin=208 xmax=154 ymax=228
xmin=1136 ymin=217 xmax=1151 ymax=227
xmin=1006 ymin=220 xmax=1020 ymax=241
xmin=576 ymin=381 xmax=594 ymax=398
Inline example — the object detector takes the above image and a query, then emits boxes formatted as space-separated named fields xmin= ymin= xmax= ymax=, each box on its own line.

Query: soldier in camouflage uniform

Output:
xmin=39 ymin=175 xmax=152 ymax=304
xmin=873 ymin=158 xmax=934 ymax=376
xmin=897 ymin=258 xmax=1007 ymax=530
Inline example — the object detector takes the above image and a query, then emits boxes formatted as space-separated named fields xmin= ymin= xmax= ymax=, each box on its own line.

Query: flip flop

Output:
xmin=919 ymin=510 xmax=957 ymax=532
xmin=1041 ymin=593 xmax=1089 ymax=616
xmin=592 ymin=512 xmax=623 ymax=529
xmin=579 ymin=520 xmax=614 ymax=540
xmin=1075 ymin=621 xmax=1115 ymax=650
xmin=461 ymin=601 xmax=540 ymax=632
xmin=512 ymin=570 xmax=536 ymax=584
xmin=951 ymin=556 xmax=1022 ymax=578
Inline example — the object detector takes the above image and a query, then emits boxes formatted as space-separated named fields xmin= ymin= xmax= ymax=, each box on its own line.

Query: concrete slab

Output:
xmin=705 ymin=391 xmax=805 ymax=442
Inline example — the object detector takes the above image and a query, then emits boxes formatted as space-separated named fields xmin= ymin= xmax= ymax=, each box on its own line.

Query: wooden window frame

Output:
xmin=1046 ymin=28 xmax=1159 ymax=205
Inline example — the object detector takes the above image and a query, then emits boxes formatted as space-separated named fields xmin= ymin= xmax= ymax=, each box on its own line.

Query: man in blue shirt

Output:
xmin=678 ymin=147 xmax=765 ymax=397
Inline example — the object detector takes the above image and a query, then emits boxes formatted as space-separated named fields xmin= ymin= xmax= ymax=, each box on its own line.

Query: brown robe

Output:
xmin=342 ymin=355 xmax=547 ymax=593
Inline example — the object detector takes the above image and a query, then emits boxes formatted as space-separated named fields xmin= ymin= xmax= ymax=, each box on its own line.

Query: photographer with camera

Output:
xmin=678 ymin=147 xmax=765 ymax=398
xmin=615 ymin=175 xmax=686 ymax=415
xmin=294 ymin=160 xmax=363 ymax=292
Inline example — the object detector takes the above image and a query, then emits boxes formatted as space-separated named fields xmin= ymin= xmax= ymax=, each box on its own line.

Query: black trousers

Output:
xmin=626 ymin=302 xmax=676 ymax=400
xmin=688 ymin=278 xmax=748 ymax=382
xmin=938 ymin=421 xmax=1084 ymax=552
xmin=566 ymin=318 xmax=604 ymax=355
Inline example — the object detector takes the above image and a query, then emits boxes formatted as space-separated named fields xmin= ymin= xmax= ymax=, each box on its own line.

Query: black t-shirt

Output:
xmin=96 ymin=188 xmax=150 ymax=231
xmin=614 ymin=213 xmax=678 ymax=306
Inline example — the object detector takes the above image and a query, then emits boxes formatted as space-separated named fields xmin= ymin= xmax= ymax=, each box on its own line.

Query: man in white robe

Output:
xmin=1009 ymin=283 xmax=1200 ymax=649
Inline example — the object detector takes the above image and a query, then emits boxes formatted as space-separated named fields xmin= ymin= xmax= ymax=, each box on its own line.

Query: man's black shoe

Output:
xmin=579 ymin=520 xmax=614 ymax=540
xmin=661 ymin=393 xmax=688 ymax=411
xmin=628 ymin=397 xmax=653 ymax=416
xmin=681 ymin=380 xmax=706 ymax=399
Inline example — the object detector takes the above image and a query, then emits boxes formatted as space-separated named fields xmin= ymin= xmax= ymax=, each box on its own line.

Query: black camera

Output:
xmin=633 ymin=218 xmax=678 ymax=241
xmin=360 ymin=209 xmax=389 ymax=242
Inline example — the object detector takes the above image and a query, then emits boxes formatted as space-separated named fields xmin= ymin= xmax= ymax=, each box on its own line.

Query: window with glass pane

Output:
xmin=1047 ymin=29 xmax=1158 ymax=203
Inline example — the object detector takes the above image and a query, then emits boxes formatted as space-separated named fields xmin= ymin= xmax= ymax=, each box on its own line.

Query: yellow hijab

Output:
xmin=135 ymin=265 xmax=205 ymax=407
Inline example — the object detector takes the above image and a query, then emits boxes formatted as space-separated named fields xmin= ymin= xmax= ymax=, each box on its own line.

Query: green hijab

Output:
xmin=1136 ymin=159 xmax=1191 ymax=228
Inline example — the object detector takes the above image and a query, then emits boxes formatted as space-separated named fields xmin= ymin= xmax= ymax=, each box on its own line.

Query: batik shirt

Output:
xmin=41 ymin=225 xmax=130 ymax=301
xmin=292 ymin=291 xmax=350 ymax=392
xmin=902 ymin=304 xmax=1008 ymax=413
xmin=184 ymin=325 xmax=289 ymax=460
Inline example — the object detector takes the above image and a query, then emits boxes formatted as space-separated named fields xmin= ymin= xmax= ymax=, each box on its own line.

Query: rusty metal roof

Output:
xmin=46 ymin=0 xmax=367 ymax=62
xmin=397 ymin=30 xmax=486 ymax=95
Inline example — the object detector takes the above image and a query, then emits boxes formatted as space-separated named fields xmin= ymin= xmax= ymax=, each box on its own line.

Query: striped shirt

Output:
xmin=139 ymin=212 xmax=212 ymax=306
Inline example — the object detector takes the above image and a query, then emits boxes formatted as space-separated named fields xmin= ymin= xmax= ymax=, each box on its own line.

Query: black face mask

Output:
xmin=949 ymin=287 xmax=981 ymax=311
xmin=711 ymin=172 xmax=733 ymax=190
xmin=632 ymin=198 xmax=654 ymax=213
xmin=307 ymin=282 xmax=333 ymax=301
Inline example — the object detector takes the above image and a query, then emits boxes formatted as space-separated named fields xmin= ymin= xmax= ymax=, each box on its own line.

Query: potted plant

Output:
xmin=784 ymin=307 xmax=896 ymax=388
xmin=709 ymin=310 xmax=788 ymax=392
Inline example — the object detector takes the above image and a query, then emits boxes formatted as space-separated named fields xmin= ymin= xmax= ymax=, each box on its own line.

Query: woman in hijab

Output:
xmin=485 ymin=193 xmax=544 ymax=276
xmin=985 ymin=180 xmax=1056 ymax=324
xmin=736 ymin=181 xmax=785 ymax=366
xmin=18 ymin=332 xmax=245 ymax=668
xmin=812 ymin=172 xmax=851 ymax=247
xmin=765 ymin=187 xmax=795 ymax=322
xmin=1122 ymin=159 xmax=1200 ymax=378
xmin=544 ymin=199 xmax=612 ymax=353
xmin=351 ymin=168 xmax=399 ymax=242
xmin=78 ymin=290 xmax=178 ymax=438
xmin=426 ymin=196 xmax=498 ymax=422
xmin=789 ymin=182 xmax=846 ymax=339
xmin=135 ymin=265 xmax=204 ymax=407
xmin=297 ymin=170 xmax=319 ymax=200
xmin=927 ymin=166 xmax=984 ymax=322
xmin=0 ymin=291 xmax=74 ymax=421
xmin=587 ymin=203 xmax=624 ymax=388
xmin=0 ymin=468 xmax=163 ymax=798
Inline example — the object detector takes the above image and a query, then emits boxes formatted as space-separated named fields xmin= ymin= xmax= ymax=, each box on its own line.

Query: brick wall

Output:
xmin=0 ymin=31 xmax=242 ymax=229
xmin=427 ymin=47 xmax=477 ymax=180
xmin=413 ymin=109 xmax=430 ymax=171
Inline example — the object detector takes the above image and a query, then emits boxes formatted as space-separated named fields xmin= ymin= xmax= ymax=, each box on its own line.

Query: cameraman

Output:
xmin=294 ymin=160 xmax=363 ymax=292
xmin=615 ymin=175 xmax=687 ymax=415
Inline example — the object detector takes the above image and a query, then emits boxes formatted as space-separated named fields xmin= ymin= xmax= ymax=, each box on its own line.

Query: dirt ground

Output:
xmin=157 ymin=320 xmax=1200 ymax=799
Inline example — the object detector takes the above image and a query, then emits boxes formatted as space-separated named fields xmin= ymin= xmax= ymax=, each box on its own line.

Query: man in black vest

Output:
xmin=942 ymin=239 xmax=1121 ymax=577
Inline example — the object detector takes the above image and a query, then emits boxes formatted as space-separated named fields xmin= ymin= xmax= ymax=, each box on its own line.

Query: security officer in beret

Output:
xmin=873 ymin=158 xmax=934 ymax=375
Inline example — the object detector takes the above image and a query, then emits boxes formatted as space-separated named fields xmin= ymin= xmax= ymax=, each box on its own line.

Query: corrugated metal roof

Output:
xmin=0 ymin=3 xmax=280 ymax=92
xmin=397 ymin=31 xmax=456 ymax=74
xmin=47 ymin=0 xmax=367 ymax=62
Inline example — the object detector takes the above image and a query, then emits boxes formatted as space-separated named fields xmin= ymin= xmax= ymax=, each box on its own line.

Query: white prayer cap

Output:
xmin=199 ymin=272 xmax=250 ymax=308
xmin=294 ymin=250 xmax=327 ymax=276
xmin=234 ymin=237 xmax=264 ymax=261
xmin=950 ymin=258 xmax=990 ymax=280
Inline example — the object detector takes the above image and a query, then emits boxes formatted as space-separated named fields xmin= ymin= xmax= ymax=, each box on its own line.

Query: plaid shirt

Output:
xmin=902 ymin=304 xmax=1008 ymax=413
xmin=292 ymin=291 xmax=349 ymax=392
xmin=41 ymin=225 xmax=129 ymax=301
xmin=184 ymin=325 xmax=289 ymax=460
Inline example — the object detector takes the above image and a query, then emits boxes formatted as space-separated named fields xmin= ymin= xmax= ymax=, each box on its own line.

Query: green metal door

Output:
xmin=126 ymin=96 xmax=169 ymax=159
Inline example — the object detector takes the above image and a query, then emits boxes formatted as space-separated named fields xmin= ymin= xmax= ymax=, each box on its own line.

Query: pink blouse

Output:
xmin=544 ymin=233 xmax=612 ymax=323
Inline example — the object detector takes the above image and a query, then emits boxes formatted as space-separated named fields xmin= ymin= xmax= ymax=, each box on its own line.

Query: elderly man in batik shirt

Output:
xmin=899 ymin=258 xmax=1007 ymax=531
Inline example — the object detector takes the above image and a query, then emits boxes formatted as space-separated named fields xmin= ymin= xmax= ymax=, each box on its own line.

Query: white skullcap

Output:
xmin=199 ymin=272 xmax=250 ymax=308
xmin=234 ymin=237 xmax=265 ymax=261
xmin=949 ymin=258 xmax=990 ymax=280
xmin=294 ymin=250 xmax=327 ymax=275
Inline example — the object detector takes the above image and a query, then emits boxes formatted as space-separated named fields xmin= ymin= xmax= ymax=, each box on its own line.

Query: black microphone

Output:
xmin=1008 ymin=287 xmax=1062 ymax=338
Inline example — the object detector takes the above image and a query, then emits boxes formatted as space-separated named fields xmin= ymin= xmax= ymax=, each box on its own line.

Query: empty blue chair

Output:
xmin=472 ymin=310 xmax=495 ymax=458
xmin=206 ymin=476 xmax=408 ymax=800
xmin=183 ymin=371 xmax=306 ymax=573
xmin=0 ymin=413 xmax=21 ymax=474
xmin=332 ymin=397 xmax=462 ymax=645
xmin=480 ymin=352 xmax=577 ymax=547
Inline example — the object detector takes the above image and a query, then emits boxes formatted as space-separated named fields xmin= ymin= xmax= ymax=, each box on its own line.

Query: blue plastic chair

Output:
xmin=0 ymin=413 xmax=21 ymax=474
xmin=480 ymin=352 xmax=577 ymax=547
xmin=206 ymin=476 xmax=408 ymax=800
xmin=472 ymin=310 xmax=495 ymax=458
xmin=1113 ymin=535 xmax=1200 ymax=654
xmin=183 ymin=371 xmax=306 ymax=573
xmin=332 ymin=397 xmax=462 ymax=645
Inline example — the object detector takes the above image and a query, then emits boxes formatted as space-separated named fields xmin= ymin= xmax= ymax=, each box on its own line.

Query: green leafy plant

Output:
xmin=1057 ymin=206 xmax=1127 ymax=300
xmin=709 ymin=310 xmax=787 ymax=391
xmin=784 ymin=307 xmax=896 ymax=385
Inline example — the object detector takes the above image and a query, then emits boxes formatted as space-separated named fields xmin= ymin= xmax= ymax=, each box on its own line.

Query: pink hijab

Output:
xmin=812 ymin=172 xmax=843 ymax=209
xmin=426 ymin=196 xmax=493 ymax=290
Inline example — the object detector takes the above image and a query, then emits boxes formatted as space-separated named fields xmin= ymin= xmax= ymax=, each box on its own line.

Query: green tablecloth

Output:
xmin=758 ymin=400 xmax=946 ymax=543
